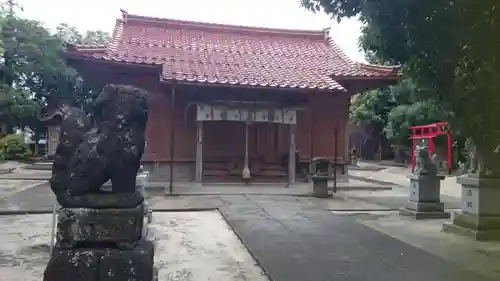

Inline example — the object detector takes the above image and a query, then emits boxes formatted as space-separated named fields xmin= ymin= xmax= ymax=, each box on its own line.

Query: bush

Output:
xmin=0 ymin=134 xmax=32 ymax=160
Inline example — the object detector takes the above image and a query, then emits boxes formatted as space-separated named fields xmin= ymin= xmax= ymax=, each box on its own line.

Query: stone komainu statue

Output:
xmin=44 ymin=85 xmax=155 ymax=281
xmin=49 ymin=84 xmax=149 ymax=208
xmin=413 ymin=145 xmax=437 ymax=176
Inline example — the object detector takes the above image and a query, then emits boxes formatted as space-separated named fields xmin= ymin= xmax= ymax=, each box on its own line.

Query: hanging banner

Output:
xmin=196 ymin=104 xmax=296 ymax=124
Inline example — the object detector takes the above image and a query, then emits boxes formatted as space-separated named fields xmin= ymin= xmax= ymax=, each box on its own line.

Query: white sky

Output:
xmin=17 ymin=0 xmax=366 ymax=62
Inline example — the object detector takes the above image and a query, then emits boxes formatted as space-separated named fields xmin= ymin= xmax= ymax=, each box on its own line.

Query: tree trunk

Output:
xmin=0 ymin=123 xmax=9 ymax=136
xmin=34 ymin=141 xmax=39 ymax=156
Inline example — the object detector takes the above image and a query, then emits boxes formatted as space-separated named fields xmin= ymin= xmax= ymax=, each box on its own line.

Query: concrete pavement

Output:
xmin=153 ymin=195 xmax=499 ymax=280
xmin=0 ymin=189 xmax=498 ymax=280
xmin=0 ymin=178 xmax=396 ymax=212
xmin=349 ymin=166 xmax=462 ymax=199
xmin=0 ymin=164 xmax=498 ymax=280
xmin=221 ymin=195 xmax=500 ymax=280
xmin=347 ymin=165 xmax=463 ymax=211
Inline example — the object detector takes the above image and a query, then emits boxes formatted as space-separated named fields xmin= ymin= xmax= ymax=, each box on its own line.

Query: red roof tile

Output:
xmin=67 ymin=10 xmax=398 ymax=91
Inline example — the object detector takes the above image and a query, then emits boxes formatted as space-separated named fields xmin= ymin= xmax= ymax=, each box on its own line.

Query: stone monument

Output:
xmin=443 ymin=143 xmax=500 ymax=240
xmin=43 ymin=84 xmax=157 ymax=281
xmin=399 ymin=144 xmax=449 ymax=219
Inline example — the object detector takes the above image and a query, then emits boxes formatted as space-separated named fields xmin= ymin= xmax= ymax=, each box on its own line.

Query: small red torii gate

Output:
xmin=410 ymin=122 xmax=452 ymax=174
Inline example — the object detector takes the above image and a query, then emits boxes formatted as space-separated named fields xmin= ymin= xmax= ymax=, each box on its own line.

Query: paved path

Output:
xmin=0 ymin=180 xmax=45 ymax=200
xmin=350 ymin=168 xmax=462 ymax=198
xmin=348 ymin=167 xmax=463 ymax=210
xmin=0 ymin=183 xmax=166 ymax=211
xmin=151 ymin=195 xmax=499 ymax=281
xmin=219 ymin=196 xmax=496 ymax=281
xmin=151 ymin=180 xmax=393 ymax=195
xmin=0 ymin=182 xmax=497 ymax=280
xmin=340 ymin=188 xmax=461 ymax=210
xmin=0 ymin=179 xmax=395 ymax=212
xmin=0 ymin=181 xmax=462 ymax=214
xmin=0 ymin=183 xmax=56 ymax=211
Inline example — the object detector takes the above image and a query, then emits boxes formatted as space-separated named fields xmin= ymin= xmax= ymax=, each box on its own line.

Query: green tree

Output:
xmin=350 ymin=77 xmax=448 ymax=157
xmin=0 ymin=6 xmax=109 ymax=154
xmin=302 ymin=0 xmax=500 ymax=173
xmin=384 ymin=101 xmax=448 ymax=146
xmin=0 ymin=9 xmax=48 ymax=135
xmin=350 ymin=87 xmax=394 ymax=159
xmin=56 ymin=23 xmax=110 ymax=45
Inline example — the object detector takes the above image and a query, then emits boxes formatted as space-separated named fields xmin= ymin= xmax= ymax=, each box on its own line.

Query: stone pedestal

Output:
xmin=56 ymin=205 xmax=145 ymax=249
xmin=399 ymin=173 xmax=449 ymax=219
xmin=44 ymin=240 xmax=155 ymax=281
xmin=311 ymin=175 xmax=330 ymax=198
xmin=442 ymin=175 xmax=500 ymax=241
xmin=44 ymin=203 xmax=157 ymax=281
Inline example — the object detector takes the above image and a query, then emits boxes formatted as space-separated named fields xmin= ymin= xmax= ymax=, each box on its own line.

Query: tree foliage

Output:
xmin=56 ymin=23 xmax=110 ymax=45
xmin=350 ymin=77 xmax=449 ymax=160
xmin=0 ymin=5 xmax=110 ymax=154
xmin=350 ymin=88 xmax=393 ymax=131
xmin=384 ymin=101 xmax=447 ymax=146
xmin=302 ymin=0 xmax=500 ymax=171
xmin=0 ymin=133 xmax=31 ymax=160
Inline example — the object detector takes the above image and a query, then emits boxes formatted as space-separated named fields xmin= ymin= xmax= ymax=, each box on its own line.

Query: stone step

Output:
xmin=22 ymin=161 xmax=53 ymax=171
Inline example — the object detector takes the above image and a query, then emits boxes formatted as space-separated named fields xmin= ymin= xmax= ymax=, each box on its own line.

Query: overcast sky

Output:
xmin=17 ymin=0 xmax=365 ymax=62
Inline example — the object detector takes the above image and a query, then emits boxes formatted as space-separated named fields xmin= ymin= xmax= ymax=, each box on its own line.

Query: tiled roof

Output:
xmin=66 ymin=10 xmax=399 ymax=91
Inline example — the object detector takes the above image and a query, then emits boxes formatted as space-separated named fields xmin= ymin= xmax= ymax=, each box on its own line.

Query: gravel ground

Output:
xmin=0 ymin=211 xmax=268 ymax=281
xmin=0 ymin=214 xmax=51 ymax=281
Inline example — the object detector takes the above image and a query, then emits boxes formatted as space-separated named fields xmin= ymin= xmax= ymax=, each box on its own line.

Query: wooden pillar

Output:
xmin=274 ymin=123 xmax=279 ymax=159
xmin=345 ymin=97 xmax=351 ymax=162
xmin=333 ymin=127 xmax=339 ymax=193
xmin=344 ymin=123 xmax=349 ymax=163
xmin=308 ymin=102 xmax=314 ymax=174
xmin=242 ymin=121 xmax=251 ymax=179
xmin=288 ymin=123 xmax=296 ymax=187
xmin=168 ymin=83 xmax=177 ymax=194
xmin=195 ymin=121 xmax=203 ymax=182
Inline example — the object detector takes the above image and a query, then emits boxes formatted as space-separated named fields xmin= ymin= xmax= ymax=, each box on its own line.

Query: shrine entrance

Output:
xmin=410 ymin=122 xmax=452 ymax=174
xmin=194 ymin=102 xmax=299 ymax=186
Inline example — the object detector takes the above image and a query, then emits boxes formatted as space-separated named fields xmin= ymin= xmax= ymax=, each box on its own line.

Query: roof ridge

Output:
xmin=107 ymin=18 xmax=125 ymax=54
xmin=64 ymin=10 xmax=399 ymax=91
xmin=119 ymin=9 xmax=328 ymax=39
xmin=357 ymin=63 xmax=401 ymax=73
xmin=66 ymin=44 xmax=107 ymax=50
xmin=323 ymin=30 xmax=355 ymax=66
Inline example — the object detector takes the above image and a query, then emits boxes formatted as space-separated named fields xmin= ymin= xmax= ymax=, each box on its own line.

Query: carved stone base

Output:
xmin=442 ymin=175 xmax=500 ymax=241
xmin=399 ymin=209 xmax=450 ymax=219
xmin=443 ymin=213 xmax=500 ymax=241
xmin=44 ymin=240 xmax=155 ymax=281
xmin=56 ymin=204 xmax=145 ymax=249
xmin=401 ymin=174 xmax=448 ymax=219
xmin=311 ymin=175 xmax=330 ymax=198
xmin=54 ymin=190 xmax=144 ymax=209
xmin=405 ymin=201 xmax=445 ymax=212
xmin=407 ymin=174 xmax=444 ymax=202
xmin=399 ymin=201 xmax=450 ymax=219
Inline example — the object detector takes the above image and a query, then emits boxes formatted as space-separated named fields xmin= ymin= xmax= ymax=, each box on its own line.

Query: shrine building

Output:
xmin=64 ymin=10 xmax=398 ymax=187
